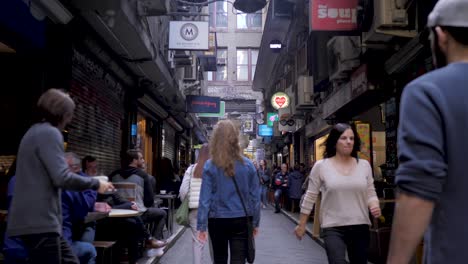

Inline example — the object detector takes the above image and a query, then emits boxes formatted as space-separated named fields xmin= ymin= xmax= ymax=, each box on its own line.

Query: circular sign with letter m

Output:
xmin=180 ymin=23 xmax=199 ymax=41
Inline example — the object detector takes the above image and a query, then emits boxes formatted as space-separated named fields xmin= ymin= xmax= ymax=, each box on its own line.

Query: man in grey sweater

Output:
xmin=6 ymin=89 xmax=114 ymax=264
xmin=387 ymin=1 xmax=468 ymax=263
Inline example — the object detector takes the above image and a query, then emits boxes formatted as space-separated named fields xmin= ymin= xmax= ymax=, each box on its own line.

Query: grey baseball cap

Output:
xmin=427 ymin=0 xmax=468 ymax=27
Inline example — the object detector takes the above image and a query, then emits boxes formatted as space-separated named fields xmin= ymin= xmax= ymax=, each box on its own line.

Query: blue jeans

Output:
xmin=71 ymin=241 xmax=96 ymax=264
xmin=261 ymin=185 xmax=268 ymax=206
xmin=79 ymin=224 xmax=96 ymax=243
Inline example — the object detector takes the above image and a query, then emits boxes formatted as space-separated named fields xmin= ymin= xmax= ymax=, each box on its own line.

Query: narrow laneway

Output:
xmin=159 ymin=206 xmax=328 ymax=264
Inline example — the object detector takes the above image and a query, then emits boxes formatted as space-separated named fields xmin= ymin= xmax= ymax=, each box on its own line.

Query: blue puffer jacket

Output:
xmin=197 ymin=157 xmax=261 ymax=231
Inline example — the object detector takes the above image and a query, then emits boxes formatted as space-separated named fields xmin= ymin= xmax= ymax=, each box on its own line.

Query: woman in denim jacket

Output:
xmin=197 ymin=120 xmax=261 ymax=264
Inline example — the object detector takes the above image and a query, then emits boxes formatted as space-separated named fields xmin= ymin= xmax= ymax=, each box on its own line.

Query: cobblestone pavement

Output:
xmin=158 ymin=206 xmax=328 ymax=264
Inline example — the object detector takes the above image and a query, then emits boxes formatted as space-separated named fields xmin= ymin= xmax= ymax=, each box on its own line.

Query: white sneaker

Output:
xmin=146 ymin=247 xmax=165 ymax=257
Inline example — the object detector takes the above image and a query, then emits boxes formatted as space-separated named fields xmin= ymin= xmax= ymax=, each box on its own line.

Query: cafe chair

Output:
xmin=112 ymin=182 xmax=138 ymax=202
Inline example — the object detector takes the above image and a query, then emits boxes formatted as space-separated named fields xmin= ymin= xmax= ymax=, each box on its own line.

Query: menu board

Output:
xmin=385 ymin=98 xmax=398 ymax=170
xmin=356 ymin=123 xmax=372 ymax=164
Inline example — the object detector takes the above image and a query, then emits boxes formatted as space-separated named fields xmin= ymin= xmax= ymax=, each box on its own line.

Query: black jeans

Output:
xmin=20 ymin=232 xmax=79 ymax=264
xmin=141 ymin=207 xmax=167 ymax=240
xmin=322 ymin=225 xmax=370 ymax=264
xmin=208 ymin=217 xmax=248 ymax=264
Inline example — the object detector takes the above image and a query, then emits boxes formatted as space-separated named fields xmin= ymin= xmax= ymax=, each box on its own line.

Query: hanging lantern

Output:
xmin=233 ymin=0 xmax=267 ymax=13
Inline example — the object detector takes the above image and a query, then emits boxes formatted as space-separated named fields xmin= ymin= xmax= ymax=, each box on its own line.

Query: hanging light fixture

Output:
xmin=233 ymin=0 xmax=267 ymax=13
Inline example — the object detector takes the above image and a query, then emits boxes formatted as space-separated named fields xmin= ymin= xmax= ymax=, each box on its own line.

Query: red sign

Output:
xmin=310 ymin=0 xmax=358 ymax=31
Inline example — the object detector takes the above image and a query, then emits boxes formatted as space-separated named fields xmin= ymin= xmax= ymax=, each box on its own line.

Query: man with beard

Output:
xmin=387 ymin=1 xmax=468 ymax=263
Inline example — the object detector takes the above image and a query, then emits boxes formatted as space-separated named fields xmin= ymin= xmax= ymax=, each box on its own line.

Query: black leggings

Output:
xmin=322 ymin=224 xmax=370 ymax=264
xmin=208 ymin=217 xmax=248 ymax=264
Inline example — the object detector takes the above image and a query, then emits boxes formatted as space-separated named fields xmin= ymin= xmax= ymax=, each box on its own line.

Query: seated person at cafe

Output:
xmin=82 ymin=155 xmax=98 ymax=177
xmin=109 ymin=150 xmax=167 ymax=241
xmin=2 ymin=176 xmax=28 ymax=264
xmin=63 ymin=152 xmax=97 ymax=264
xmin=96 ymin=190 xmax=167 ymax=262
xmin=3 ymin=153 xmax=98 ymax=264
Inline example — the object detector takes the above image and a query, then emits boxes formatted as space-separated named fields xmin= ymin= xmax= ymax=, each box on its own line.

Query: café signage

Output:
xmin=271 ymin=92 xmax=290 ymax=110
xmin=310 ymin=0 xmax=358 ymax=31
xmin=186 ymin=95 xmax=220 ymax=113
xmin=169 ymin=21 xmax=209 ymax=50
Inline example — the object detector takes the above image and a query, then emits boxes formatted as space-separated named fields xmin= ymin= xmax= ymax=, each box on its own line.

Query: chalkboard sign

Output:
xmin=385 ymin=97 xmax=398 ymax=170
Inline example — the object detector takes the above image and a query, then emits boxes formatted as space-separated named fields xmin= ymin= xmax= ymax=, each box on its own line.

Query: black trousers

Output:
xmin=322 ymin=224 xmax=370 ymax=264
xmin=96 ymin=216 xmax=148 ymax=264
xmin=208 ymin=217 xmax=248 ymax=264
xmin=141 ymin=207 xmax=167 ymax=240
xmin=20 ymin=232 xmax=79 ymax=264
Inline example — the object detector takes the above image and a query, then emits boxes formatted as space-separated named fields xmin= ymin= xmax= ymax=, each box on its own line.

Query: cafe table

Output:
xmin=84 ymin=211 xmax=109 ymax=223
xmin=154 ymin=194 xmax=177 ymax=235
xmin=108 ymin=209 xmax=142 ymax=218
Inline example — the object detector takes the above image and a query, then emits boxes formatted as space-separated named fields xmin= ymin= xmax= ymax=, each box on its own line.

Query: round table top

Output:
xmin=108 ymin=209 xmax=142 ymax=218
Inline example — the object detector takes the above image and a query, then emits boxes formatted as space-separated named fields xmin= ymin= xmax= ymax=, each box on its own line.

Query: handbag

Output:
xmin=232 ymin=176 xmax=256 ymax=263
xmin=175 ymin=166 xmax=193 ymax=227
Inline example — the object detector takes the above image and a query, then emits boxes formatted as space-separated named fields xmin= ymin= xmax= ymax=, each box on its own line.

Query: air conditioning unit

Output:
xmin=327 ymin=36 xmax=361 ymax=82
xmin=216 ymin=58 xmax=227 ymax=65
xmin=362 ymin=0 xmax=417 ymax=44
xmin=137 ymin=0 xmax=172 ymax=16
xmin=295 ymin=75 xmax=316 ymax=111
xmin=184 ymin=55 xmax=198 ymax=81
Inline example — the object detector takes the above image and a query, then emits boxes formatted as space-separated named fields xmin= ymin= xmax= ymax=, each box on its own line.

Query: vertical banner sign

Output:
xmin=310 ymin=0 xmax=358 ymax=31
xmin=356 ymin=123 xmax=372 ymax=164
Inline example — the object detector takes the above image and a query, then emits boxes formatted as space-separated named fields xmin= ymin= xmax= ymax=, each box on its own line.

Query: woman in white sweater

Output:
xmin=294 ymin=123 xmax=381 ymax=264
xmin=179 ymin=143 xmax=211 ymax=264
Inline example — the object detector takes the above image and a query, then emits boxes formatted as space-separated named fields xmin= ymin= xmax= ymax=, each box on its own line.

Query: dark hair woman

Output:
xmin=197 ymin=120 xmax=261 ymax=264
xmin=294 ymin=123 xmax=381 ymax=264
xmin=179 ymin=143 xmax=212 ymax=264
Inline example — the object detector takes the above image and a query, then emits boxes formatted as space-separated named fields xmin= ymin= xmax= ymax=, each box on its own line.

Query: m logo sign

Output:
xmin=180 ymin=23 xmax=199 ymax=41
xmin=169 ymin=21 xmax=209 ymax=50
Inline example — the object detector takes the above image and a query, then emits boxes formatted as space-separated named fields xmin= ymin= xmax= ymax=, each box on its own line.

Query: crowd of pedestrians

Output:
xmin=1 ymin=1 xmax=466 ymax=263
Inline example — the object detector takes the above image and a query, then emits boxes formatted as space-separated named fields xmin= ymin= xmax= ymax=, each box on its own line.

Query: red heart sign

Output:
xmin=275 ymin=97 xmax=286 ymax=108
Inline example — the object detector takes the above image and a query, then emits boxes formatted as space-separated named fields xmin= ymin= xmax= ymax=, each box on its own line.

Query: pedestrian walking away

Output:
xmin=197 ymin=120 xmax=261 ymax=264
xmin=179 ymin=143 xmax=213 ymax=264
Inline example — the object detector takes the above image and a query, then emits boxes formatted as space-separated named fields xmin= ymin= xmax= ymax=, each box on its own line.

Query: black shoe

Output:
xmin=274 ymin=209 xmax=280 ymax=213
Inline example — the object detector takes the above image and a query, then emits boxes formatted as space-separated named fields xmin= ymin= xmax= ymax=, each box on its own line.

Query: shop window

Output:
xmin=137 ymin=115 xmax=154 ymax=175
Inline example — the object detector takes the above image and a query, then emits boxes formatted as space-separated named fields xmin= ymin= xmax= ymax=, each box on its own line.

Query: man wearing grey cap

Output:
xmin=388 ymin=0 xmax=468 ymax=263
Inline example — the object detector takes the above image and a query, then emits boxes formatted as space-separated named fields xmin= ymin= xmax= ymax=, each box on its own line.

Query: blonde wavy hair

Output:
xmin=210 ymin=120 xmax=243 ymax=177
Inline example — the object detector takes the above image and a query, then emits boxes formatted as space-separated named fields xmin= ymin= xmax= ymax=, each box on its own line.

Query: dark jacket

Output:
xmin=2 ymin=177 xmax=27 ymax=263
xmin=273 ymin=172 xmax=289 ymax=190
xmin=258 ymin=167 xmax=271 ymax=186
xmin=62 ymin=172 xmax=97 ymax=245
xmin=288 ymin=170 xmax=304 ymax=199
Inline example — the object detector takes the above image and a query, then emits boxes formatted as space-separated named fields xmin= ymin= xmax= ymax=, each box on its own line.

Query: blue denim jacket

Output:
xmin=197 ymin=157 xmax=261 ymax=231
